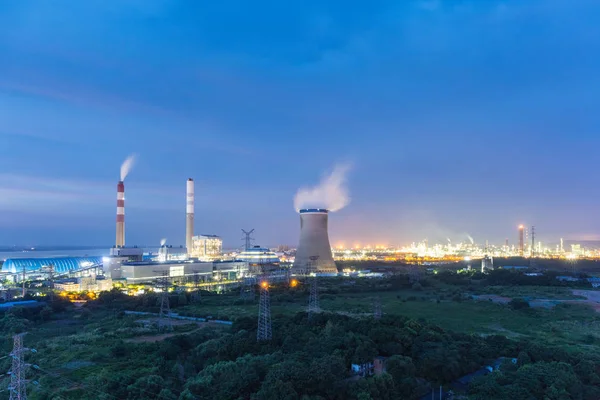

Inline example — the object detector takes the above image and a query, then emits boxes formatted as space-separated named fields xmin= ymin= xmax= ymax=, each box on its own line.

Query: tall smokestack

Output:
xmin=186 ymin=178 xmax=194 ymax=254
xmin=518 ymin=225 xmax=524 ymax=256
xmin=292 ymin=209 xmax=337 ymax=275
xmin=116 ymin=181 xmax=125 ymax=247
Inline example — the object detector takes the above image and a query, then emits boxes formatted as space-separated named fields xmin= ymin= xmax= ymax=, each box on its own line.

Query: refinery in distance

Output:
xmin=0 ymin=157 xmax=598 ymax=299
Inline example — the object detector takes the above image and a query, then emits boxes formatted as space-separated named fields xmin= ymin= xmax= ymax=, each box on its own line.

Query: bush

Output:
xmin=412 ymin=282 xmax=423 ymax=291
xmin=508 ymin=298 xmax=530 ymax=310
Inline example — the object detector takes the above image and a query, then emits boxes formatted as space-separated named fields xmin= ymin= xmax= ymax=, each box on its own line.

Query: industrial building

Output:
xmin=292 ymin=209 xmax=338 ymax=275
xmin=121 ymin=260 xmax=247 ymax=283
xmin=190 ymin=235 xmax=223 ymax=260
xmin=103 ymin=246 xmax=144 ymax=279
xmin=54 ymin=276 xmax=113 ymax=292
xmin=236 ymin=246 xmax=280 ymax=274
xmin=1 ymin=256 xmax=103 ymax=281
xmin=157 ymin=245 xmax=188 ymax=262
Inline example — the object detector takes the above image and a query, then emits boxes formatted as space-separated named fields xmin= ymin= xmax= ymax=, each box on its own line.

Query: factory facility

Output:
xmin=121 ymin=260 xmax=248 ymax=283
xmin=236 ymin=246 xmax=281 ymax=274
xmin=292 ymin=209 xmax=338 ymax=275
xmin=189 ymin=235 xmax=223 ymax=260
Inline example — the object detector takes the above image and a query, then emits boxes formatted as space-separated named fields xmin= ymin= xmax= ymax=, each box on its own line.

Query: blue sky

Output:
xmin=1 ymin=0 xmax=599 ymax=248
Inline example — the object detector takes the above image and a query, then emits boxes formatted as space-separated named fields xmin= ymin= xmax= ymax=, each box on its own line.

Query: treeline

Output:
xmin=16 ymin=310 xmax=597 ymax=400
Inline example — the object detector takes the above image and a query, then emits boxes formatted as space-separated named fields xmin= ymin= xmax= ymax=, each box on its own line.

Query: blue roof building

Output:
xmin=1 ymin=256 xmax=103 ymax=274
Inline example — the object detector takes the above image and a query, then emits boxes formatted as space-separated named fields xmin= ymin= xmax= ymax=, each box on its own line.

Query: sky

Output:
xmin=1 ymin=0 xmax=600 ymax=248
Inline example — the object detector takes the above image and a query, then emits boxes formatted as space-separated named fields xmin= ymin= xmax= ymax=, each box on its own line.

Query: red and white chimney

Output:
xmin=116 ymin=181 xmax=125 ymax=247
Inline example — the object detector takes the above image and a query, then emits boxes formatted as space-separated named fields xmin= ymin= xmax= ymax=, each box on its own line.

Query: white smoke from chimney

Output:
xmin=160 ymin=238 xmax=167 ymax=246
xmin=467 ymin=235 xmax=474 ymax=244
xmin=294 ymin=163 xmax=351 ymax=212
xmin=120 ymin=154 xmax=137 ymax=181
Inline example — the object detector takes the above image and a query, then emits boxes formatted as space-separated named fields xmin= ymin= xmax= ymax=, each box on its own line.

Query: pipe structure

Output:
xmin=186 ymin=178 xmax=194 ymax=254
xmin=116 ymin=181 xmax=125 ymax=247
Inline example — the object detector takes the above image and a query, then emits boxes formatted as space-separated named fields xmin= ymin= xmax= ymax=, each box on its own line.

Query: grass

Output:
xmin=175 ymin=284 xmax=600 ymax=356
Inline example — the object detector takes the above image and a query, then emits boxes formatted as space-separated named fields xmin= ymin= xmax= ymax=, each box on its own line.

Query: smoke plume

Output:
xmin=467 ymin=235 xmax=474 ymax=244
xmin=294 ymin=163 xmax=351 ymax=212
xmin=120 ymin=154 xmax=137 ymax=181
xmin=160 ymin=238 xmax=167 ymax=246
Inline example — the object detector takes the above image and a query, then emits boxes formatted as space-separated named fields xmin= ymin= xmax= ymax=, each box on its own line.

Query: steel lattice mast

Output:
xmin=308 ymin=275 xmax=320 ymax=319
xmin=374 ymin=297 xmax=382 ymax=320
xmin=154 ymin=271 xmax=173 ymax=331
xmin=9 ymin=333 xmax=27 ymax=400
xmin=257 ymin=281 xmax=272 ymax=342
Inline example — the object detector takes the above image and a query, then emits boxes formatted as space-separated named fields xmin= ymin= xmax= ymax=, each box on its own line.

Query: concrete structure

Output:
xmin=1 ymin=256 xmax=103 ymax=276
xmin=481 ymin=255 xmax=494 ymax=273
xmin=158 ymin=245 xmax=188 ymax=262
xmin=103 ymin=247 xmax=144 ymax=279
xmin=121 ymin=260 xmax=247 ymax=283
xmin=518 ymin=225 xmax=524 ymax=256
xmin=186 ymin=178 xmax=194 ymax=254
xmin=236 ymin=246 xmax=280 ymax=274
xmin=54 ymin=277 xmax=113 ymax=292
xmin=116 ymin=181 xmax=125 ymax=247
xmin=292 ymin=209 xmax=337 ymax=274
xmin=190 ymin=235 xmax=223 ymax=260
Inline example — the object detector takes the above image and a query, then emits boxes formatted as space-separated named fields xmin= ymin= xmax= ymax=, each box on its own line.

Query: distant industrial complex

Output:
xmin=1 ymin=159 xmax=599 ymax=299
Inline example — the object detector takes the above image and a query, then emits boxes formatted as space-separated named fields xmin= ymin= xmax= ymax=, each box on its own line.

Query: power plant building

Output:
xmin=292 ymin=209 xmax=338 ymax=275
xmin=190 ymin=235 xmax=223 ymax=260
xmin=157 ymin=245 xmax=188 ymax=262
xmin=237 ymin=246 xmax=281 ymax=274
xmin=121 ymin=260 xmax=247 ymax=283
xmin=1 ymin=256 xmax=103 ymax=275
xmin=103 ymin=247 xmax=144 ymax=279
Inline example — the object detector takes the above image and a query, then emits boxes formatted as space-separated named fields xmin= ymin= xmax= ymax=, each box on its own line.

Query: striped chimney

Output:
xmin=116 ymin=181 xmax=125 ymax=247
xmin=186 ymin=178 xmax=194 ymax=253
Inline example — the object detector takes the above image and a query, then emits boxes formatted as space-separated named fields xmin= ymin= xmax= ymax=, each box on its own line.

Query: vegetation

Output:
xmin=1 ymin=269 xmax=600 ymax=399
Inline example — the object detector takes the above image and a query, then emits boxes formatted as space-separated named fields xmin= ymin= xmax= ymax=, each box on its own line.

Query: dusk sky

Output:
xmin=1 ymin=0 xmax=599 ymax=248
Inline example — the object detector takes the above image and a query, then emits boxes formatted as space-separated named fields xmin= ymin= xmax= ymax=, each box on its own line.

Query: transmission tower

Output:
xmin=241 ymin=229 xmax=255 ymax=251
xmin=308 ymin=276 xmax=320 ymax=319
xmin=531 ymin=226 xmax=536 ymax=257
xmin=8 ymin=333 xmax=33 ymax=400
xmin=374 ymin=297 xmax=382 ymax=320
xmin=240 ymin=277 xmax=256 ymax=301
xmin=154 ymin=271 xmax=173 ymax=331
xmin=191 ymin=271 xmax=202 ymax=303
xmin=257 ymin=281 xmax=272 ymax=342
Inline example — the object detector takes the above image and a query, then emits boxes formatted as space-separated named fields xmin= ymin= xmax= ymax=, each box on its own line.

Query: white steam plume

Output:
xmin=294 ymin=163 xmax=351 ymax=212
xmin=120 ymin=154 xmax=137 ymax=181
xmin=160 ymin=238 xmax=167 ymax=247
xmin=467 ymin=235 xmax=474 ymax=244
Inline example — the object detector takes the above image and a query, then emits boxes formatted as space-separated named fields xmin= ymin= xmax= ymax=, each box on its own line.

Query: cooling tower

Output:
xmin=116 ymin=181 xmax=125 ymax=247
xmin=186 ymin=178 xmax=194 ymax=253
xmin=292 ymin=209 xmax=337 ymax=274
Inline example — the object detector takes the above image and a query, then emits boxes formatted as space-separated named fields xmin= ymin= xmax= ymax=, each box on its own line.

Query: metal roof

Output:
xmin=1 ymin=256 xmax=103 ymax=274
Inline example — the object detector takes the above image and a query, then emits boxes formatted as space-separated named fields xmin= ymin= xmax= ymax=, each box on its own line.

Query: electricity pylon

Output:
xmin=154 ymin=271 xmax=173 ymax=331
xmin=9 ymin=333 xmax=33 ymax=400
xmin=308 ymin=276 xmax=320 ymax=319
xmin=374 ymin=297 xmax=382 ymax=320
xmin=257 ymin=281 xmax=272 ymax=342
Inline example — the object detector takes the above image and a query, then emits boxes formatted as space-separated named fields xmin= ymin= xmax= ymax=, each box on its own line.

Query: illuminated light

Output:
xmin=464 ymin=256 xmax=472 ymax=262
xmin=260 ymin=281 xmax=269 ymax=289
xmin=290 ymin=279 xmax=298 ymax=288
